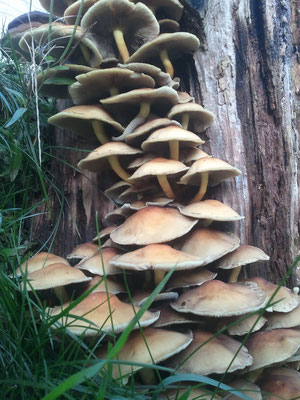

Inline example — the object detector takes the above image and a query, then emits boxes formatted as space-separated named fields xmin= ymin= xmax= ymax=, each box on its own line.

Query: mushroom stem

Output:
xmin=169 ymin=140 xmax=179 ymax=161
xmin=154 ymin=270 xmax=166 ymax=286
xmin=113 ymin=102 xmax=151 ymax=141
xmin=157 ymin=174 xmax=175 ymax=199
xmin=181 ymin=113 xmax=190 ymax=130
xmin=113 ymin=28 xmax=129 ymax=62
xmin=53 ymin=286 xmax=69 ymax=303
xmin=191 ymin=171 xmax=209 ymax=203
xmin=160 ymin=49 xmax=174 ymax=78
xmin=80 ymin=44 xmax=91 ymax=65
xmin=109 ymin=87 xmax=119 ymax=96
xmin=91 ymin=120 xmax=108 ymax=144
xmin=108 ymin=155 xmax=131 ymax=182
xmin=228 ymin=266 xmax=242 ymax=283
xmin=139 ymin=368 xmax=156 ymax=385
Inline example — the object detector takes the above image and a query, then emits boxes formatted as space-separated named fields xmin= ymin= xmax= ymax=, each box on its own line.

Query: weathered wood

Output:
xmin=181 ymin=0 xmax=299 ymax=284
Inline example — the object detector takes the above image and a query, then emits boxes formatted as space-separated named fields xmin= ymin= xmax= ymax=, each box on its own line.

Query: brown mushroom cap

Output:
xmin=76 ymin=247 xmax=122 ymax=275
xmin=131 ymin=0 xmax=184 ymax=21
xmin=171 ymin=280 xmax=268 ymax=317
xmin=48 ymin=105 xmax=124 ymax=142
xmin=81 ymin=0 xmax=159 ymax=59
xmin=153 ymin=305 xmax=200 ymax=328
xmin=77 ymin=142 xmax=143 ymax=173
xmin=159 ymin=19 xmax=180 ymax=34
xmin=128 ymin=158 xmax=188 ymax=182
xmin=180 ymin=228 xmax=240 ymax=266
xmin=118 ymin=184 xmax=159 ymax=203
xmin=258 ymin=367 xmax=300 ymax=400
xmin=39 ymin=0 xmax=74 ymax=16
xmin=64 ymin=0 xmax=99 ymax=25
xmin=93 ymin=225 xmax=118 ymax=243
xmin=127 ymin=32 xmax=200 ymax=67
xmin=226 ymin=379 xmax=262 ymax=400
xmin=265 ymin=303 xmax=300 ymax=330
xmin=180 ymin=147 xmax=211 ymax=165
xmin=19 ymin=23 xmax=102 ymax=67
xmin=109 ymin=243 xmax=213 ymax=272
xmin=180 ymin=200 xmax=243 ymax=222
xmin=25 ymin=263 xmax=91 ymax=291
xmin=16 ymin=252 xmax=70 ymax=276
xmin=246 ymin=277 xmax=299 ymax=313
xmin=217 ymin=245 xmax=270 ymax=270
xmin=104 ymin=181 xmax=132 ymax=204
xmin=168 ymin=103 xmax=215 ymax=133
xmin=110 ymin=206 xmax=198 ymax=245
xmin=132 ymin=291 xmax=178 ymax=307
xmin=225 ymin=313 xmax=267 ymax=336
xmin=84 ymin=275 xmax=125 ymax=295
xmin=246 ymin=328 xmax=300 ymax=371
xmin=69 ymin=68 xmax=155 ymax=105
xmin=166 ymin=268 xmax=217 ymax=291
xmin=96 ymin=327 xmax=192 ymax=380
xmin=67 ymin=242 xmax=100 ymax=262
xmin=47 ymin=292 xmax=160 ymax=335
xmin=168 ymin=329 xmax=253 ymax=375
xmin=141 ymin=125 xmax=205 ymax=154
xmin=180 ymin=157 xmax=242 ymax=186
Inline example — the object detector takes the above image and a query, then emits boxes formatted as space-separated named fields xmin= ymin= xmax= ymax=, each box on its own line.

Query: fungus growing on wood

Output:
xmin=159 ymin=19 xmax=180 ymax=34
xmin=258 ymin=367 xmax=300 ymax=399
xmin=130 ymin=0 xmax=184 ymax=21
xmin=81 ymin=0 xmax=159 ymax=61
xmin=67 ymin=242 xmax=99 ymax=263
xmin=168 ymin=103 xmax=215 ymax=132
xmin=165 ymin=268 xmax=217 ymax=292
xmin=16 ymin=252 xmax=70 ymax=277
xmin=265 ymin=303 xmax=300 ymax=330
xmin=76 ymin=247 xmax=122 ymax=276
xmin=39 ymin=0 xmax=76 ymax=16
xmin=225 ymin=313 xmax=267 ymax=336
xmin=84 ymin=275 xmax=125 ymax=295
xmin=63 ymin=0 xmax=98 ymax=25
xmin=225 ymin=379 xmax=262 ymax=400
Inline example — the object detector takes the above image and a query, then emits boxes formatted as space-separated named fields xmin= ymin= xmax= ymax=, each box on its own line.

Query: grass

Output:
xmin=0 ymin=16 xmax=299 ymax=400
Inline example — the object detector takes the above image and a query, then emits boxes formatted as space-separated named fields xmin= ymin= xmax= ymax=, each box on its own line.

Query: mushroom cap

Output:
xmin=67 ymin=242 xmax=99 ymax=262
xmin=153 ymin=305 xmax=200 ymax=328
xmin=217 ymin=245 xmax=270 ymax=270
xmin=76 ymin=247 xmax=122 ymax=275
xmin=168 ymin=329 xmax=253 ymax=375
xmin=128 ymin=158 xmax=188 ymax=182
xmin=246 ymin=277 xmax=299 ymax=313
xmin=118 ymin=184 xmax=159 ymax=203
xmin=48 ymin=104 xmax=124 ymax=142
xmin=69 ymin=68 xmax=155 ymax=105
xmin=96 ymin=327 xmax=192 ymax=379
xmin=246 ymin=328 xmax=300 ymax=371
xmin=16 ymin=252 xmax=70 ymax=276
xmin=141 ymin=125 xmax=205 ymax=153
xmin=127 ymin=153 xmax=157 ymax=169
xmin=110 ymin=206 xmax=198 ymax=245
xmin=180 ymin=200 xmax=243 ymax=222
xmin=226 ymin=379 xmax=262 ymax=400
xmin=166 ymin=268 xmax=217 ymax=291
xmin=109 ymin=243 xmax=213 ymax=272
xmin=180 ymin=157 xmax=242 ymax=186
xmin=225 ymin=313 xmax=267 ymax=336
xmin=180 ymin=147 xmax=211 ymax=165
xmin=128 ymin=196 xmax=173 ymax=210
xmin=171 ymin=280 xmax=268 ymax=317
xmin=118 ymin=62 xmax=179 ymax=89
xmin=84 ymin=275 xmax=125 ymax=294
xmin=37 ymin=64 xmax=94 ymax=99
xmin=19 ymin=23 xmax=102 ymax=67
xmin=104 ymin=206 xmax=133 ymax=226
xmin=132 ymin=291 xmax=178 ymax=307
xmin=125 ymin=117 xmax=181 ymax=146
xmin=258 ymin=367 xmax=300 ymax=399
xmin=63 ymin=0 xmax=99 ymax=25
xmin=131 ymin=0 xmax=184 ymax=21
xmin=78 ymin=142 xmax=143 ymax=172
xmin=25 ymin=263 xmax=91 ymax=290
xmin=180 ymin=228 xmax=240 ymax=266
xmin=93 ymin=225 xmax=118 ymax=243
xmin=159 ymin=19 xmax=180 ymax=34
xmin=265 ymin=303 xmax=300 ymax=330
xmin=127 ymin=32 xmax=200 ymax=66
xmin=104 ymin=181 xmax=132 ymax=203
xmin=47 ymin=292 xmax=160 ymax=335
xmin=39 ymin=0 xmax=74 ymax=16
xmin=168 ymin=103 xmax=215 ymax=133
xmin=81 ymin=0 xmax=159 ymax=58
xmin=100 ymin=87 xmax=179 ymax=118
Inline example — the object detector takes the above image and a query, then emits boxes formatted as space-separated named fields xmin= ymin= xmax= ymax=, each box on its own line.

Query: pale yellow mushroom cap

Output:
xmin=179 ymin=147 xmax=211 ymax=165
xmin=25 ymin=263 xmax=91 ymax=291
xmin=217 ymin=244 xmax=269 ymax=269
xmin=84 ymin=275 xmax=125 ymax=295
xmin=93 ymin=225 xmax=118 ymax=243
xmin=110 ymin=206 xmax=198 ymax=245
xmin=16 ymin=252 xmax=70 ymax=277
xmin=171 ymin=280 xmax=268 ymax=317
xmin=128 ymin=158 xmax=188 ymax=182
xmin=168 ymin=329 xmax=253 ymax=375
xmin=180 ymin=157 xmax=242 ymax=186
xmin=168 ymin=103 xmax=215 ymax=133
xmin=246 ymin=277 xmax=299 ymax=313
xmin=132 ymin=291 xmax=178 ymax=307
xmin=266 ymin=303 xmax=300 ymax=330
xmin=96 ymin=327 xmax=192 ymax=380
xmin=180 ymin=228 xmax=240 ymax=266
xmin=166 ymin=268 xmax=217 ymax=291
xmin=76 ymin=247 xmax=122 ymax=276
xmin=47 ymin=292 xmax=160 ymax=335
xmin=67 ymin=243 xmax=100 ymax=262
xmin=225 ymin=313 xmax=267 ymax=336
xmin=180 ymin=199 xmax=243 ymax=222
xmin=153 ymin=305 xmax=200 ymax=328
xmin=246 ymin=328 xmax=300 ymax=371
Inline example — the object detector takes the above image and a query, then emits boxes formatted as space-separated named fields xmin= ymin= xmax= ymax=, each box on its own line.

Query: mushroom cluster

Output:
xmin=11 ymin=0 xmax=300 ymax=397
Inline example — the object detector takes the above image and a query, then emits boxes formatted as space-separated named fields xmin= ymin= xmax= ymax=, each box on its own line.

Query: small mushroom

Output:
xmin=168 ymin=103 xmax=215 ymax=132
xmin=16 ymin=252 xmax=70 ymax=277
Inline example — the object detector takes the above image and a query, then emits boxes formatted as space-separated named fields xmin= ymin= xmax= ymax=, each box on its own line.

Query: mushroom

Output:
xmin=165 ymin=268 xmax=217 ymax=292
xmin=83 ymin=275 xmax=126 ymax=295
xmin=81 ymin=0 xmax=159 ymax=62
xmin=16 ymin=252 xmax=70 ymax=277
xmin=224 ymin=313 xmax=267 ymax=336
xmin=153 ymin=305 xmax=200 ymax=328
xmin=168 ymin=103 xmax=215 ymax=132
xmin=179 ymin=157 xmax=242 ymax=203
xmin=132 ymin=291 xmax=178 ymax=306
xmin=130 ymin=0 xmax=184 ymax=21
xmin=77 ymin=142 xmax=143 ymax=182
xmin=265 ymin=303 xmax=300 ymax=330
xmin=67 ymin=242 xmax=100 ymax=263
xmin=93 ymin=225 xmax=118 ymax=243
xmin=76 ymin=247 xmax=122 ymax=276
xmin=39 ymin=0 xmax=76 ymax=16
xmin=159 ymin=19 xmax=180 ymax=34
xmin=127 ymin=33 xmax=200 ymax=78
xmin=63 ymin=0 xmax=99 ymax=25
xmin=128 ymin=158 xmax=188 ymax=199
xmin=258 ymin=367 xmax=300 ymax=399
xmin=225 ymin=379 xmax=262 ymax=400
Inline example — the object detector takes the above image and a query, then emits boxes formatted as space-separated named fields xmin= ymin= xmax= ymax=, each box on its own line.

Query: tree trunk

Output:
xmin=32 ymin=0 xmax=299 ymax=286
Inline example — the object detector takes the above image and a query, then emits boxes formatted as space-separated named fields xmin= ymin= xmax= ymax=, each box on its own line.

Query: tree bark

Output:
xmin=32 ymin=0 xmax=299 ymax=286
